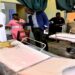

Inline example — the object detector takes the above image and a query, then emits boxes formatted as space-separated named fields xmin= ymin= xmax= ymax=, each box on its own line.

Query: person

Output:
xmin=49 ymin=12 xmax=65 ymax=35
xmin=6 ymin=13 xmax=26 ymax=41
xmin=25 ymin=8 xmax=49 ymax=51
xmin=0 ymin=12 xmax=7 ymax=42
xmin=68 ymin=19 xmax=75 ymax=34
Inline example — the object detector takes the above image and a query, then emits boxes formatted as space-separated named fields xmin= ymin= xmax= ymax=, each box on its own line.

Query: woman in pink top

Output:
xmin=7 ymin=13 xmax=26 ymax=40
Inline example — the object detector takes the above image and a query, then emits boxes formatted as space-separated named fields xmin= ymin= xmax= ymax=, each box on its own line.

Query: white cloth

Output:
xmin=0 ymin=12 xmax=7 ymax=42
xmin=27 ymin=13 xmax=39 ymax=28
xmin=32 ymin=12 xmax=39 ymax=28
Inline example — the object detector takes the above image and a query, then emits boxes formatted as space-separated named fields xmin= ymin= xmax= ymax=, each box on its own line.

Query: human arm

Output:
xmin=49 ymin=17 xmax=55 ymax=24
xmin=0 ymin=24 xmax=3 ymax=27
xmin=61 ymin=18 xmax=65 ymax=25
xmin=56 ymin=18 xmax=65 ymax=26
xmin=6 ymin=21 xmax=12 ymax=29
xmin=42 ymin=12 xmax=49 ymax=27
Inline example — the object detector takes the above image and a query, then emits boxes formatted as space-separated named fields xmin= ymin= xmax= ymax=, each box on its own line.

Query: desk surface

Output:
xmin=49 ymin=33 xmax=75 ymax=43
xmin=0 ymin=40 xmax=50 ymax=72
xmin=19 ymin=57 xmax=75 ymax=75
xmin=0 ymin=40 xmax=75 ymax=75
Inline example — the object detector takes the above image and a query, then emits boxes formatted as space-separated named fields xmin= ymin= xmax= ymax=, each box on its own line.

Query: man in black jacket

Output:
xmin=49 ymin=12 xmax=65 ymax=35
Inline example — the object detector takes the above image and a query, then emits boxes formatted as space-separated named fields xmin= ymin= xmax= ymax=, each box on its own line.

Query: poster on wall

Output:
xmin=9 ymin=9 xmax=16 ymax=20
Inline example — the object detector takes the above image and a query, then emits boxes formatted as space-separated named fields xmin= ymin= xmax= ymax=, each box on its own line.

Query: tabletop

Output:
xmin=49 ymin=33 xmax=75 ymax=43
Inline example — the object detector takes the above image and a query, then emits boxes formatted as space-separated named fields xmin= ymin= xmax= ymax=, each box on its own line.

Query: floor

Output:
xmin=48 ymin=40 xmax=75 ymax=58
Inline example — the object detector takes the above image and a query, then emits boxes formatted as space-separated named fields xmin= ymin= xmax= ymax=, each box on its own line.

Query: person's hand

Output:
xmin=44 ymin=25 xmax=48 ymax=28
xmin=21 ymin=37 xmax=27 ymax=42
xmin=16 ymin=22 xmax=24 ymax=25
xmin=44 ymin=29 xmax=48 ymax=34
xmin=0 ymin=24 xmax=3 ymax=27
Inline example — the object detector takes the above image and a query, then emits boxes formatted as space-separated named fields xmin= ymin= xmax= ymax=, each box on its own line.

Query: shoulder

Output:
xmin=61 ymin=17 xmax=64 ymax=19
xmin=41 ymin=11 xmax=46 ymax=16
xmin=50 ymin=17 xmax=56 ymax=20
xmin=8 ymin=20 xmax=14 ymax=23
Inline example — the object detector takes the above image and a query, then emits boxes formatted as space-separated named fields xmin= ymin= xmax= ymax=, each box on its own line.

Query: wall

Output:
xmin=2 ymin=3 xmax=16 ymax=24
xmin=2 ymin=0 xmax=64 ymax=19
xmin=45 ymin=0 xmax=65 ymax=19
xmin=67 ymin=12 xmax=75 ymax=23
xmin=1 ymin=0 xmax=65 ymax=20
xmin=16 ymin=4 xmax=26 ymax=20
xmin=1 ymin=0 xmax=20 ymax=4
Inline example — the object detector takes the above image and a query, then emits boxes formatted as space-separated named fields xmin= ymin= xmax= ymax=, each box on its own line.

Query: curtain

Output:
xmin=17 ymin=0 xmax=48 ymax=11
xmin=56 ymin=0 xmax=72 ymax=11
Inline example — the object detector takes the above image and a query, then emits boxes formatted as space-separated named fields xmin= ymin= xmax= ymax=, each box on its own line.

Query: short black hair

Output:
xmin=56 ymin=12 xmax=60 ymax=15
xmin=12 ymin=13 xmax=18 ymax=17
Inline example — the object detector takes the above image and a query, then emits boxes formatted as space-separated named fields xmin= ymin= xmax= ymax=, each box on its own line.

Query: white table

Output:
xmin=19 ymin=57 xmax=75 ymax=75
xmin=49 ymin=33 xmax=75 ymax=55
xmin=0 ymin=40 xmax=50 ymax=74
xmin=49 ymin=33 xmax=75 ymax=43
xmin=0 ymin=40 xmax=75 ymax=75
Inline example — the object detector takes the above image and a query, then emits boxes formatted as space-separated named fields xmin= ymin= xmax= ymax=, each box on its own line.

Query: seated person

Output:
xmin=49 ymin=12 xmax=65 ymax=34
xmin=6 ymin=13 xmax=26 ymax=41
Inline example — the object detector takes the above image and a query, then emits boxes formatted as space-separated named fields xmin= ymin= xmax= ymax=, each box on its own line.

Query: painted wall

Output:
xmin=0 ymin=0 xmax=1 ymax=11
xmin=3 ymin=3 xmax=16 ymax=24
xmin=67 ymin=12 xmax=75 ymax=23
xmin=1 ymin=0 xmax=20 ymax=4
xmin=16 ymin=4 xmax=27 ymax=20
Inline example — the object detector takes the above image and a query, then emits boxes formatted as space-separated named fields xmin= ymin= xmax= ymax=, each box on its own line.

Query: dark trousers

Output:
xmin=49 ymin=24 xmax=62 ymax=35
xmin=32 ymin=28 xmax=48 ymax=51
xmin=56 ymin=26 xmax=62 ymax=32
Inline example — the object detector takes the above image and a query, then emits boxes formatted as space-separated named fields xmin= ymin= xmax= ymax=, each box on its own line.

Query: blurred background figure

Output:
xmin=49 ymin=12 xmax=65 ymax=35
